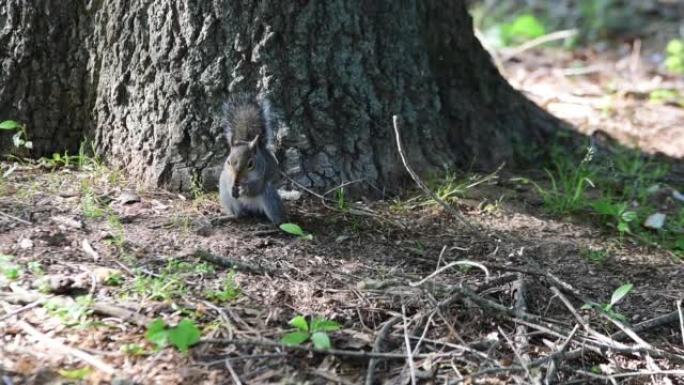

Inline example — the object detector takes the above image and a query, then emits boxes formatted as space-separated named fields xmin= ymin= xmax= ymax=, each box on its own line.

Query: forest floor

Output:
xmin=2 ymin=42 xmax=684 ymax=385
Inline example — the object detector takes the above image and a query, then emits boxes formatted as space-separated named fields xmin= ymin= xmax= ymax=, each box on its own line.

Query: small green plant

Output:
xmin=591 ymin=199 xmax=637 ymax=236
xmin=409 ymin=170 xmax=497 ymax=208
xmin=80 ymin=183 xmax=105 ymax=219
xmin=335 ymin=187 xmax=348 ymax=211
xmin=279 ymin=223 xmax=313 ymax=240
xmin=581 ymin=248 xmax=609 ymax=265
xmin=649 ymin=89 xmax=684 ymax=108
xmin=205 ymin=271 xmax=240 ymax=303
xmin=45 ymin=296 xmax=94 ymax=327
xmin=0 ymin=254 xmax=21 ymax=280
xmin=500 ymin=14 xmax=546 ymax=46
xmin=432 ymin=173 xmax=468 ymax=205
xmin=406 ymin=240 xmax=427 ymax=256
xmin=540 ymin=147 xmax=596 ymax=215
xmin=104 ymin=271 xmax=124 ymax=286
xmin=145 ymin=318 xmax=201 ymax=353
xmin=163 ymin=260 xmax=214 ymax=275
xmin=190 ymin=173 xmax=205 ymax=201
xmin=0 ymin=120 xmax=32 ymax=151
xmin=608 ymin=151 xmax=668 ymax=202
xmin=27 ymin=261 xmax=44 ymax=276
xmin=2 ymin=265 xmax=21 ymax=280
xmin=120 ymin=343 xmax=147 ymax=356
xmin=581 ymin=283 xmax=634 ymax=322
xmin=131 ymin=274 xmax=185 ymax=302
xmin=39 ymin=145 xmax=99 ymax=170
xmin=280 ymin=315 xmax=341 ymax=350
xmin=107 ymin=214 xmax=126 ymax=248
xmin=665 ymin=39 xmax=684 ymax=75
xmin=44 ymin=151 xmax=74 ymax=169
xmin=58 ymin=367 xmax=92 ymax=381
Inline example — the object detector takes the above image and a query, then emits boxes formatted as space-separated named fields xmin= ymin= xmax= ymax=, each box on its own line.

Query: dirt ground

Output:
xmin=2 ymin=38 xmax=684 ymax=385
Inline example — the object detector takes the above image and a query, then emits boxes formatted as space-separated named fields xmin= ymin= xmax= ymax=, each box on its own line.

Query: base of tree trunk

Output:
xmin=0 ymin=1 xmax=573 ymax=195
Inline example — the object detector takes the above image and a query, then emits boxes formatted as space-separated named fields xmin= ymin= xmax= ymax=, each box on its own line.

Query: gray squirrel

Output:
xmin=219 ymin=93 xmax=285 ymax=225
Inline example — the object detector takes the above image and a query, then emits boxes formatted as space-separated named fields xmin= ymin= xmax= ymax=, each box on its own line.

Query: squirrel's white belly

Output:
xmin=239 ymin=195 xmax=265 ymax=214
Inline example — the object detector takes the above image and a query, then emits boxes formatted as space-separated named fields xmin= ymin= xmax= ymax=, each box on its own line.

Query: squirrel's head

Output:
xmin=226 ymin=135 xmax=261 ymax=198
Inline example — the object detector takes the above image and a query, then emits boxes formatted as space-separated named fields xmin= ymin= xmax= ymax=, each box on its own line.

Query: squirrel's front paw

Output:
xmin=231 ymin=185 xmax=240 ymax=198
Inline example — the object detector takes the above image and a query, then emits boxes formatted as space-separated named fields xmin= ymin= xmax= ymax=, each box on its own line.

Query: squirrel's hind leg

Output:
xmin=262 ymin=183 xmax=285 ymax=225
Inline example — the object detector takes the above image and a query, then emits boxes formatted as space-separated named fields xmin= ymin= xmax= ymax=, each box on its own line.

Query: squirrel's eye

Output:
xmin=247 ymin=159 xmax=255 ymax=170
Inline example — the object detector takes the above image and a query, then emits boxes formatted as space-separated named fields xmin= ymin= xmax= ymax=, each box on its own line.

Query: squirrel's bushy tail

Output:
xmin=223 ymin=92 xmax=275 ymax=149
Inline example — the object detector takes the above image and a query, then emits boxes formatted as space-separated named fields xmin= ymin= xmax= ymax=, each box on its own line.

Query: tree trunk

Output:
xmin=0 ymin=0 xmax=567 ymax=194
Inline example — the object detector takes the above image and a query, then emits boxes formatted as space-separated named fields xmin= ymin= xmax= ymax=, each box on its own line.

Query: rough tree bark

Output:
xmin=0 ymin=1 xmax=566 ymax=194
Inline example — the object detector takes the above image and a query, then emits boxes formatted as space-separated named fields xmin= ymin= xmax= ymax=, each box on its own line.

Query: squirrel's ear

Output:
xmin=248 ymin=135 xmax=260 ymax=150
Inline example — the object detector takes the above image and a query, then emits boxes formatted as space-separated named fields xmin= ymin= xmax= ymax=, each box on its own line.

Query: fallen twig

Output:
xmin=310 ymin=369 xmax=356 ymax=385
xmin=511 ymin=274 xmax=541 ymax=385
xmin=549 ymin=286 xmax=629 ymax=349
xmin=202 ymin=337 xmax=450 ymax=360
xmin=449 ymin=284 xmax=549 ymax=325
xmin=0 ymin=298 xmax=46 ymax=321
xmin=224 ymin=359 xmax=244 ymax=385
xmin=544 ymin=324 xmax=579 ymax=385
xmin=19 ymin=320 xmax=118 ymax=375
xmin=365 ymin=316 xmax=401 ymax=385
xmin=391 ymin=115 xmax=476 ymax=232
xmin=501 ymin=29 xmax=578 ymax=61
xmin=611 ymin=309 xmax=682 ymax=340
xmin=0 ymin=209 xmax=32 ymax=225
xmin=678 ymin=299 xmax=684 ymax=347
xmin=401 ymin=305 xmax=417 ymax=385
xmin=575 ymin=369 xmax=684 ymax=381
xmin=193 ymin=249 xmax=279 ymax=275
xmin=519 ymin=318 xmax=684 ymax=363
xmin=279 ymin=171 xmax=405 ymax=229
xmin=202 ymin=300 xmax=235 ymax=340
xmin=1 ymin=290 xmax=150 ymax=327
xmin=410 ymin=260 xmax=490 ymax=287
xmin=498 ymin=325 xmax=531 ymax=384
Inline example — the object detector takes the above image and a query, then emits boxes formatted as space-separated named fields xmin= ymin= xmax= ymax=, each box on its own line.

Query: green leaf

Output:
xmin=289 ymin=315 xmax=309 ymax=332
xmin=675 ymin=238 xmax=684 ymax=251
xmin=609 ymin=283 xmax=633 ymax=307
xmin=605 ymin=309 xmax=628 ymax=322
xmin=621 ymin=211 xmax=637 ymax=222
xmin=3 ymin=267 xmax=20 ymax=280
xmin=591 ymin=200 xmax=616 ymax=216
xmin=666 ymin=39 xmax=684 ymax=55
xmin=310 ymin=317 xmax=341 ymax=332
xmin=580 ymin=303 xmax=594 ymax=310
xmin=145 ymin=319 xmax=169 ymax=349
xmin=280 ymin=331 xmax=310 ymax=346
xmin=617 ymin=221 xmax=631 ymax=234
xmin=58 ymin=367 xmax=92 ymax=380
xmin=311 ymin=332 xmax=331 ymax=350
xmin=168 ymin=319 xmax=201 ymax=353
xmin=501 ymin=14 xmax=546 ymax=45
xmin=0 ymin=120 xmax=21 ymax=130
xmin=280 ymin=223 xmax=304 ymax=236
